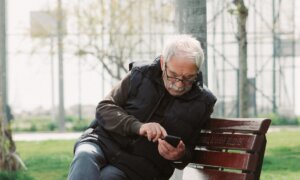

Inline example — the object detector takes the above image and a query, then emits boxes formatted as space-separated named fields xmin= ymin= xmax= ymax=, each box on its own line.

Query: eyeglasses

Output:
xmin=164 ymin=65 xmax=197 ymax=85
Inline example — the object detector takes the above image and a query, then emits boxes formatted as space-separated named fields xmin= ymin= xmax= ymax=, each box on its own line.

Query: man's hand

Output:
xmin=139 ymin=122 xmax=167 ymax=142
xmin=158 ymin=138 xmax=185 ymax=161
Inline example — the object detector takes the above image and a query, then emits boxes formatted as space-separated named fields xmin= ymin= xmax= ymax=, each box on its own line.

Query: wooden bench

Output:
xmin=182 ymin=117 xmax=271 ymax=180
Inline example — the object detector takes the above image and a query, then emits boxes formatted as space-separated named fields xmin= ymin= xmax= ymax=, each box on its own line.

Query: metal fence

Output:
xmin=5 ymin=0 xmax=299 ymax=120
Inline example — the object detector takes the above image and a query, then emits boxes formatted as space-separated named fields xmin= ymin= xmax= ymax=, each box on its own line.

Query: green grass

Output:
xmin=22 ymin=140 xmax=75 ymax=180
xmin=261 ymin=130 xmax=300 ymax=180
xmin=0 ymin=130 xmax=299 ymax=180
xmin=0 ymin=140 xmax=75 ymax=180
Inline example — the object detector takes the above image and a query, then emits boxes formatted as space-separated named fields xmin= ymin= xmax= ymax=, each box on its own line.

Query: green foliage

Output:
xmin=297 ymin=117 xmax=300 ymax=125
xmin=65 ymin=116 xmax=78 ymax=123
xmin=65 ymin=116 xmax=90 ymax=131
xmin=29 ymin=124 xmax=37 ymax=132
xmin=259 ymin=113 xmax=299 ymax=125
xmin=72 ymin=120 xmax=89 ymax=131
xmin=47 ymin=122 xmax=57 ymax=131
xmin=11 ymin=116 xmax=90 ymax=132
xmin=12 ymin=117 xmax=55 ymax=132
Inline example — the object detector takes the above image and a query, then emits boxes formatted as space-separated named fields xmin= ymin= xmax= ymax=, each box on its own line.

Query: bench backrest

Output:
xmin=188 ymin=117 xmax=271 ymax=180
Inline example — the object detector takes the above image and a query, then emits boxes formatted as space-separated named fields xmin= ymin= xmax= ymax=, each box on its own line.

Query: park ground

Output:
xmin=0 ymin=127 xmax=299 ymax=180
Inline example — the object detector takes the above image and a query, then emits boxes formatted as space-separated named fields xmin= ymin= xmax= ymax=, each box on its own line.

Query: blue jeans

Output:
xmin=68 ymin=142 xmax=129 ymax=180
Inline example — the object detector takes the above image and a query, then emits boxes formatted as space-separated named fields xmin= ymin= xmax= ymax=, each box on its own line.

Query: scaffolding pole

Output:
xmin=57 ymin=0 xmax=65 ymax=131
xmin=0 ymin=0 xmax=8 ymax=125
xmin=272 ymin=0 xmax=277 ymax=113
xmin=292 ymin=0 xmax=296 ymax=115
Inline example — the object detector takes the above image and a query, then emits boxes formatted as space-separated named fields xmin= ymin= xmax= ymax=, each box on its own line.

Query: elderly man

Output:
xmin=68 ymin=34 xmax=216 ymax=180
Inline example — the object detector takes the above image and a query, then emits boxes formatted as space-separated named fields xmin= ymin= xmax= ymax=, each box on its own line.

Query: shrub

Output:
xmin=11 ymin=115 xmax=92 ymax=132
xmin=29 ymin=124 xmax=37 ymax=132
xmin=71 ymin=119 xmax=90 ymax=131
xmin=260 ymin=113 xmax=299 ymax=125
xmin=47 ymin=122 xmax=58 ymax=131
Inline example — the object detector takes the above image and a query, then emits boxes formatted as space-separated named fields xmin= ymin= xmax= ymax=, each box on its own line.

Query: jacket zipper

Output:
xmin=129 ymin=90 xmax=165 ymax=146
xmin=145 ymin=90 xmax=165 ymax=122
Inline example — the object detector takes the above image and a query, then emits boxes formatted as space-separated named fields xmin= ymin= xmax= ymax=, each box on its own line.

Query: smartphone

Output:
xmin=164 ymin=135 xmax=181 ymax=147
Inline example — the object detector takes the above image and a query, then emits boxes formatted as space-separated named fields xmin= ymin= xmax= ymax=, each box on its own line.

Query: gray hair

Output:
xmin=162 ymin=34 xmax=204 ymax=72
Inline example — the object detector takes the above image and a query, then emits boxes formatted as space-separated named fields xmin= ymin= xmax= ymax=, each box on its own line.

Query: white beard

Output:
xmin=168 ymin=82 xmax=192 ymax=93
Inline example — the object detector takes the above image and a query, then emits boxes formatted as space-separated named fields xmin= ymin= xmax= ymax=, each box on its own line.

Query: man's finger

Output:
xmin=146 ymin=129 xmax=153 ymax=141
xmin=152 ymin=125 xmax=162 ymax=142
xmin=160 ymin=127 xmax=167 ymax=137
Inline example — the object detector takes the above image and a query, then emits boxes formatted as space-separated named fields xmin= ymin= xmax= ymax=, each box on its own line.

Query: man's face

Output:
xmin=161 ymin=55 xmax=198 ymax=96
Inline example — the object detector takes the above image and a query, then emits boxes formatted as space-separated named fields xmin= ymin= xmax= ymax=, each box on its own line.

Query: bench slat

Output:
xmin=184 ymin=118 xmax=271 ymax=180
xmin=192 ymin=150 xmax=258 ymax=171
xmin=204 ymin=118 xmax=271 ymax=134
xmin=197 ymin=133 xmax=264 ymax=151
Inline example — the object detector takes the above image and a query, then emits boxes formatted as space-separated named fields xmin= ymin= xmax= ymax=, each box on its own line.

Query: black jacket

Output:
xmin=77 ymin=58 xmax=216 ymax=180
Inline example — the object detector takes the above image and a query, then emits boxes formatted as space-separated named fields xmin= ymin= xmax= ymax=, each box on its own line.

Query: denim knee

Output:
xmin=68 ymin=142 xmax=107 ymax=180
xmin=74 ymin=142 xmax=107 ymax=167
xmin=100 ymin=165 xmax=129 ymax=180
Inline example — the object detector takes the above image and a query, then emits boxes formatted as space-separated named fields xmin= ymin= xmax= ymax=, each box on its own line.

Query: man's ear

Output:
xmin=160 ymin=55 xmax=165 ymax=71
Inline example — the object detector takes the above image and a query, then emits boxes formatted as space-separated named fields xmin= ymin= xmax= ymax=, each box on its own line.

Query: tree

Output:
xmin=231 ymin=0 xmax=249 ymax=117
xmin=73 ymin=0 xmax=174 ymax=81
xmin=74 ymin=0 xmax=146 ymax=80
xmin=173 ymin=1 xmax=207 ymax=179
xmin=0 ymin=99 xmax=26 ymax=170
xmin=175 ymin=0 xmax=208 ymax=84
xmin=0 ymin=0 xmax=26 ymax=170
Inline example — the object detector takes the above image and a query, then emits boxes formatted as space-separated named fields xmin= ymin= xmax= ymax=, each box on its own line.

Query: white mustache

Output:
xmin=169 ymin=83 xmax=186 ymax=92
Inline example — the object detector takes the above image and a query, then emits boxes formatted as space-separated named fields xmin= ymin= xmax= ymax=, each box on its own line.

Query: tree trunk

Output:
xmin=0 ymin=97 xmax=26 ymax=170
xmin=0 ymin=0 xmax=26 ymax=170
xmin=234 ymin=0 xmax=249 ymax=117
xmin=172 ymin=1 xmax=207 ymax=179
xmin=175 ymin=0 xmax=208 ymax=85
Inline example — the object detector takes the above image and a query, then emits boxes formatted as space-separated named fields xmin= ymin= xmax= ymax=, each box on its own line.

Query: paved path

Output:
xmin=13 ymin=132 xmax=82 ymax=141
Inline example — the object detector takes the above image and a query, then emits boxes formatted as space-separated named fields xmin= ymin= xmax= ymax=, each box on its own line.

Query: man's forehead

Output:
xmin=166 ymin=60 xmax=198 ymax=77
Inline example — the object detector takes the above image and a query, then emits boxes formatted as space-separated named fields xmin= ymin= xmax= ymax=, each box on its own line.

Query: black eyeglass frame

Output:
xmin=164 ymin=65 xmax=197 ymax=85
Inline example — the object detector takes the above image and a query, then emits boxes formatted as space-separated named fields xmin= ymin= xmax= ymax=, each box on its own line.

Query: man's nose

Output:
xmin=174 ymin=80 xmax=185 ymax=87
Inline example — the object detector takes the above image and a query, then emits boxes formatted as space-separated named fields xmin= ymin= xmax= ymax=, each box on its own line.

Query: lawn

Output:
xmin=0 ymin=130 xmax=299 ymax=180
xmin=261 ymin=130 xmax=300 ymax=180
xmin=0 ymin=140 xmax=75 ymax=180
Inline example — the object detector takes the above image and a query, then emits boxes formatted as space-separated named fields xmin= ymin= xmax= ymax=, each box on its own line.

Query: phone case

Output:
xmin=164 ymin=135 xmax=181 ymax=147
